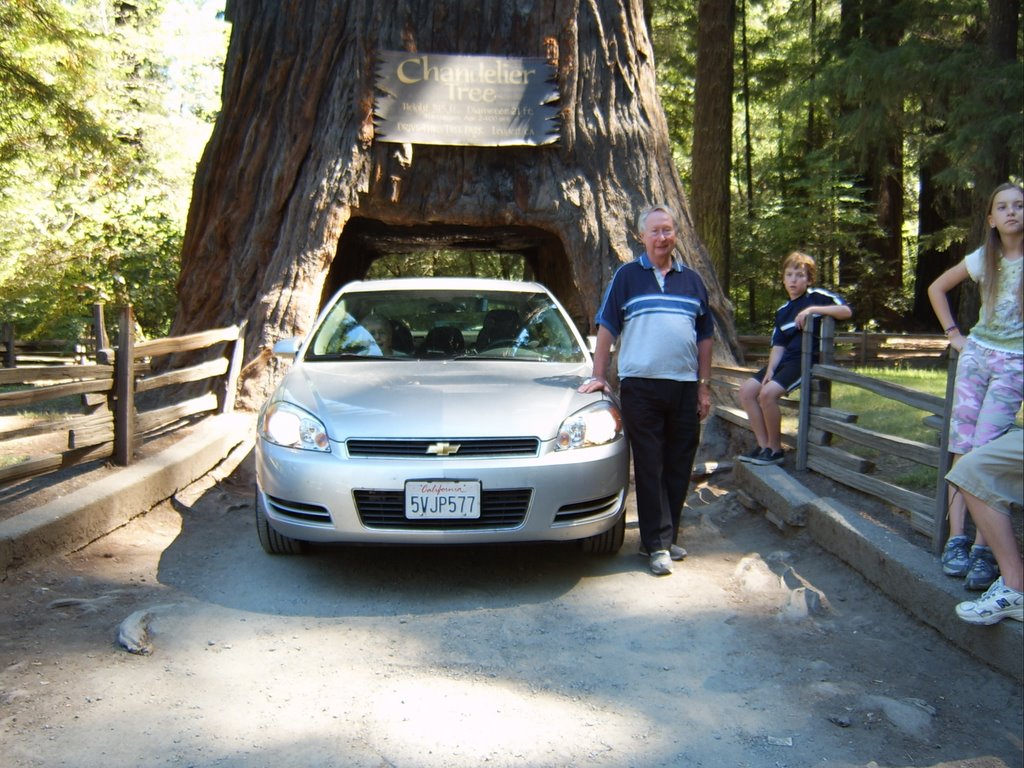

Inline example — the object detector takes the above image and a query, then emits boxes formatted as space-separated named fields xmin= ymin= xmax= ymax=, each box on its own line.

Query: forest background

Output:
xmin=0 ymin=0 xmax=1021 ymax=343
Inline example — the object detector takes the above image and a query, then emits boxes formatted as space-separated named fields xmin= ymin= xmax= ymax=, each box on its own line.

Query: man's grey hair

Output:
xmin=636 ymin=204 xmax=678 ymax=234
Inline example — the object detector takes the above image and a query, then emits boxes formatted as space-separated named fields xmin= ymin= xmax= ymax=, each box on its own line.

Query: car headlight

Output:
xmin=555 ymin=401 xmax=623 ymax=450
xmin=259 ymin=401 xmax=331 ymax=452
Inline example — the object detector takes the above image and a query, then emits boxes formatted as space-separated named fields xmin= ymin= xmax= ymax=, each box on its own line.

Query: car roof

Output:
xmin=336 ymin=277 xmax=551 ymax=295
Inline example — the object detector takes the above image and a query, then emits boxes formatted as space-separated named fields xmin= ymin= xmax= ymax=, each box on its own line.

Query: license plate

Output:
xmin=405 ymin=480 xmax=481 ymax=519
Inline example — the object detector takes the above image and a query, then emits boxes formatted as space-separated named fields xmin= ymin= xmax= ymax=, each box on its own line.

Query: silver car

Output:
xmin=255 ymin=277 xmax=629 ymax=555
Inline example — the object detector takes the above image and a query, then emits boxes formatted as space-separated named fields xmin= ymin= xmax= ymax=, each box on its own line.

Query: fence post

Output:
xmin=112 ymin=305 xmax=136 ymax=466
xmin=2 ymin=323 xmax=13 ymax=368
xmin=796 ymin=320 xmax=814 ymax=470
xmin=811 ymin=318 xmax=836 ymax=446
xmin=219 ymin=321 xmax=247 ymax=414
xmin=93 ymin=303 xmax=111 ymax=364
xmin=931 ymin=349 xmax=957 ymax=554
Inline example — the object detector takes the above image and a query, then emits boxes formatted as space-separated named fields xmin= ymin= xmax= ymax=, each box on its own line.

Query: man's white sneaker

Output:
xmin=649 ymin=550 xmax=674 ymax=576
xmin=955 ymin=577 xmax=1024 ymax=625
xmin=639 ymin=544 xmax=688 ymax=561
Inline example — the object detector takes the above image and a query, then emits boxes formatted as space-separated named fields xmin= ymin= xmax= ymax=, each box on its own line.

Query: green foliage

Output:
xmin=368 ymin=251 xmax=528 ymax=280
xmin=0 ymin=1 xmax=111 ymax=170
xmin=0 ymin=0 xmax=226 ymax=341
xmin=650 ymin=0 xmax=1023 ymax=333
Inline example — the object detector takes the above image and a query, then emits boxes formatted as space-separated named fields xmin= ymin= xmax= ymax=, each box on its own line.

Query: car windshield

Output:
xmin=305 ymin=288 xmax=587 ymax=363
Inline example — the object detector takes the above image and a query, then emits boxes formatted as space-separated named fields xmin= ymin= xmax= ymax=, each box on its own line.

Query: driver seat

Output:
xmin=475 ymin=309 xmax=520 ymax=350
xmin=420 ymin=326 xmax=465 ymax=357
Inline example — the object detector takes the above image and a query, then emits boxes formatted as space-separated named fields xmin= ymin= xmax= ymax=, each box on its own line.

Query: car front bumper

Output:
xmin=255 ymin=437 xmax=629 ymax=545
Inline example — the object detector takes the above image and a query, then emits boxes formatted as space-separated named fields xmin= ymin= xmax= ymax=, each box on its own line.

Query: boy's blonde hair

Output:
xmin=782 ymin=251 xmax=816 ymax=284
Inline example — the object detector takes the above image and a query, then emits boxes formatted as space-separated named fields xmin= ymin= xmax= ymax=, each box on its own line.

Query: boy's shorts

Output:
xmin=752 ymin=358 xmax=803 ymax=392
xmin=946 ymin=429 xmax=1024 ymax=517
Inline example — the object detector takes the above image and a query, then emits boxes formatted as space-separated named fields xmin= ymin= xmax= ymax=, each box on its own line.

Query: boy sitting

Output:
xmin=737 ymin=251 xmax=852 ymax=465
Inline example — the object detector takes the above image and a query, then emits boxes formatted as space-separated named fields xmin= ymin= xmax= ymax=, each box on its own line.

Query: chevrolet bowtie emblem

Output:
xmin=426 ymin=442 xmax=461 ymax=456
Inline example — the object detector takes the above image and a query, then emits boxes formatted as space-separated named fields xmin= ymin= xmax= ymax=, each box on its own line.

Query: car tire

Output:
xmin=578 ymin=511 xmax=625 ymax=555
xmin=255 ymin=491 xmax=305 ymax=555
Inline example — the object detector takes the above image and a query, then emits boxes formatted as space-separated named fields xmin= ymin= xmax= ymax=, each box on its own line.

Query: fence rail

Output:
xmin=737 ymin=331 xmax=949 ymax=368
xmin=0 ymin=306 xmax=245 ymax=487
xmin=717 ymin=319 xmax=955 ymax=553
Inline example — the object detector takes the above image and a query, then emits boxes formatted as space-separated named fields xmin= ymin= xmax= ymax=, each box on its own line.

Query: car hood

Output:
xmin=272 ymin=360 xmax=600 ymax=440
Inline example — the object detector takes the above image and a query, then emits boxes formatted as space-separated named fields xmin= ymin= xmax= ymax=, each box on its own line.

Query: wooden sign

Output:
xmin=374 ymin=51 xmax=560 ymax=146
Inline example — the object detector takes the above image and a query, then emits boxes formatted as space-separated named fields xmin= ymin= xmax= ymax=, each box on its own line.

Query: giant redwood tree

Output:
xmin=172 ymin=0 xmax=740 ymax=407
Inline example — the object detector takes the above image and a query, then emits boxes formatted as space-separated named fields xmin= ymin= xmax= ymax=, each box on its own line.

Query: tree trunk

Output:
xmin=738 ymin=0 xmax=753 ymax=217
xmin=836 ymin=0 xmax=904 ymax=327
xmin=958 ymin=0 xmax=1020 ymax=331
xmin=913 ymin=161 xmax=969 ymax=330
xmin=691 ymin=0 xmax=735 ymax=294
xmin=172 ymin=0 xmax=740 ymax=407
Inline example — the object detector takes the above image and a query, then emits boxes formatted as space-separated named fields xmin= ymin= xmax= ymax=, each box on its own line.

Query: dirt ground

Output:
xmin=0 ymin=451 xmax=1021 ymax=768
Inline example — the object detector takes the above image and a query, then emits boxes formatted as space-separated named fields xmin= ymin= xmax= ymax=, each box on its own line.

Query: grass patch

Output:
xmin=833 ymin=367 xmax=948 ymax=443
xmin=797 ymin=367 xmax=951 ymax=493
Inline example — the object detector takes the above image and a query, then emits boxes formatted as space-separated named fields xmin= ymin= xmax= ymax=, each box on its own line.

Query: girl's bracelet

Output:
xmin=944 ymin=324 xmax=959 ymax=336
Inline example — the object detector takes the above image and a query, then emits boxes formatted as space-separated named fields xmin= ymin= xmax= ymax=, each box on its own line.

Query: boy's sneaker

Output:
xmin=649 ymin=550 xmax=674 ymax=576
xmin=964 ymin=545 xmax=1000 ymax=591
xmin=941 ymin=535 xmax=971 ymax=577
xmin=737 ymin=446 xmax=764 ymax=463
xmin=955 ymin=577 xmax=1024 ymax=625
xmin=639 ymin=543 xmax=688 ymax=561
xmin=750 ymin=448 xmax=784 ymax=466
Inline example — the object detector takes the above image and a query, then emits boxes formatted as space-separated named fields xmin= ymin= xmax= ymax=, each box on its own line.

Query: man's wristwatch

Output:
xmin=698 ymin=378 xmax=711 ymax=386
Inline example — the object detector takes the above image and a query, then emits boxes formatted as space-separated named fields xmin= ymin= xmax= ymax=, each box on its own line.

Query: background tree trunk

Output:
xmin=912 ymin=161 xmax=969 ymax=329
xmin=836 ymin=0 xmax=905 ymax=325
xmin=691 ymin=0 xmax=735 ymax=295
xmin=957 ymin=0 xmax=1020 ymax=331
xmin=172 ymin=0 xmax=739 ymax=407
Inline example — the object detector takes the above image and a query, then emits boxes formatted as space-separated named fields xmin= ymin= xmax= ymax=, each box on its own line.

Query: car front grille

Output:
xmin=553 ymin=492 xmax=624 ymax=523
xmin=266 ymin=495 xmax=332 ymax=524
xmin=346 ymin=438 xmax=540 ymax=458
xmin=355 ymin=488 xmax=532 ymax=529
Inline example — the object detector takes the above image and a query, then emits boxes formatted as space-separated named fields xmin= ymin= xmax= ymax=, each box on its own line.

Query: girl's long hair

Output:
xmin=981 ymin=182 xmax=1024 ymax=323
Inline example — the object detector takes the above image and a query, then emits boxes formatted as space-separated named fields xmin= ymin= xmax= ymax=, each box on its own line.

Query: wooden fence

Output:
xmin=3 ymin=327 xmax=94 ymax=368
xmin=0 ymin=306 xmax=245 ymax=487
xmin=1 ymin=305 xmax=114 ymax=368
xmin=716 ymin=318 xmax=955 ymax=554
xmin=737 ymin=331 xmax=950 ymax=368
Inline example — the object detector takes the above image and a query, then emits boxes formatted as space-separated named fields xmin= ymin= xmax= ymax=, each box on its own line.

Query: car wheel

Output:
xmin=255 ymin=491 xmax=305 ymax=555
xmin=578 ymin=511 xmax=625 ymax=555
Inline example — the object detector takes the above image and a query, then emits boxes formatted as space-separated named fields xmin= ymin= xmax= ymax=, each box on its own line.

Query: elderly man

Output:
xmin=579 ymin=204 xmax=714 ymax=576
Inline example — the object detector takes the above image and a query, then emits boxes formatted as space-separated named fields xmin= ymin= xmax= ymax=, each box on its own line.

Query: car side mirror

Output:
xmin=272 ymin=337 xmax=302 ymax=359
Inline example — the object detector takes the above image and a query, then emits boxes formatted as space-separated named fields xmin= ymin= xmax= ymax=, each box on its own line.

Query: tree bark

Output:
xmin=958 ymin=0 xmax=1020 ymax=331
xmin=837 ymin=0 xmax=904 ymax=326
xmin=173 ymin=0 xmax=739 ymax=407
xmin=912 ymin=161 xmax=969 ymax=330
xmin=691 ymin=0 xmax=735 ymax=294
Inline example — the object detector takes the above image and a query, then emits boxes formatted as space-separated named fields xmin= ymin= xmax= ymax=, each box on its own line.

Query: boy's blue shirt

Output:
xmin=771 ymin=287 xmax=849 ymax=363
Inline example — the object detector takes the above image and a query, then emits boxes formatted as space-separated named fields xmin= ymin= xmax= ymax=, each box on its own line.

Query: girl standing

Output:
xmin=928 ymin=182 xmax=1024 ymax=590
